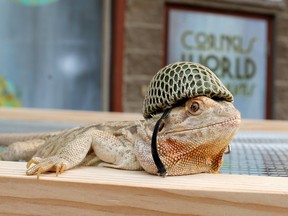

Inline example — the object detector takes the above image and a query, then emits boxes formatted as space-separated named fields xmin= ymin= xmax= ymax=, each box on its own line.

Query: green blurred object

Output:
xmin=12 ymin=0 xmax=59 ymax=6
xmin=0 ymin=76 xmax=22 ymax=107
xmin=0 ymin=146 xmax=5 ymax=154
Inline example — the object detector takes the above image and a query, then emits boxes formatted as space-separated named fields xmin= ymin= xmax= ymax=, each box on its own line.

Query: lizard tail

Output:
xmin=0 ymin=132 xmax=59 ymax=146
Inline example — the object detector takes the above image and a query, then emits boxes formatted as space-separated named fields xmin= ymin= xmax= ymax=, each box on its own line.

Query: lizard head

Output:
xmin=135 ymin=96 xmax=241 ymax=176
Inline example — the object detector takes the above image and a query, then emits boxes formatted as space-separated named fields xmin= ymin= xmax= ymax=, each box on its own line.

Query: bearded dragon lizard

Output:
xmin=0 ymin=96 xmax=240 ymax=178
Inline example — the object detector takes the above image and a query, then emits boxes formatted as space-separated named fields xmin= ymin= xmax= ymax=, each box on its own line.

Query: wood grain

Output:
xmin=0 ymin=161 xmax=288 ymax=216
xmin=1 ymin=108 xmax=288 ymax=215
xmin=0 ymin=108 xmax=142 ymax=123
xmin=1 ymin=108 xmax=288 ymax=131
xmin=240 ymin=119 xmax=288 ymax=132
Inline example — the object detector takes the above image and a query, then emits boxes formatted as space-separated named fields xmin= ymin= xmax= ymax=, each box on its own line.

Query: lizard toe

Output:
xmin=26 ymin=157 xmax=42 ymax=168
xmin=26 ymin=156 xmax=69 ymax=178
xmin=55 ymin=163 xmax=67 ymax=176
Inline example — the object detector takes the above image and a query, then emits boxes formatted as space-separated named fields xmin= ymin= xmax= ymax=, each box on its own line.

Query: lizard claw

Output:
xmin=26 ymin=156 xmax=69 ymax=179
xmin=26 ymin=157 xmax=41 ymax=169
xmin=37 ymin=167 xmax=44 ymax=180
xmin=26 ymin=160 xmax=33 ymax=169
xmin=55 ymin=163 xmax=67 ymax=177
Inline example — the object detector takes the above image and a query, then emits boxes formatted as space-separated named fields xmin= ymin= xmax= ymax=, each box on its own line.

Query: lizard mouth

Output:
xmin=164 ymin=116 xmax=241 ymax=135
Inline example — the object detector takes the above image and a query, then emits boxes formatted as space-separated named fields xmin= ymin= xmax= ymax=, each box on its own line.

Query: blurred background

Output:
xmin=0 ymin=0 xmax=287 ymax=120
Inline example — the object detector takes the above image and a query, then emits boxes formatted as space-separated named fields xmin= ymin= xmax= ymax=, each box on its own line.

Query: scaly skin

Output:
xmin=0 ymin=96 xmax=240 ymax=177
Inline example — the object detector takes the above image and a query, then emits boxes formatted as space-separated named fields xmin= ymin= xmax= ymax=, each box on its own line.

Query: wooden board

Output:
xmin=0 ymin=161 xmax=288 ymax=216
xmin=1 ymin=108 xmax=288 ymax=215
xmin=1 ymin=108 xmax=288 ymax=131
xmin=240 ymin=119 xmax=288 ymax=132
xmin=0 ymin=108 xmax=143 ymax=124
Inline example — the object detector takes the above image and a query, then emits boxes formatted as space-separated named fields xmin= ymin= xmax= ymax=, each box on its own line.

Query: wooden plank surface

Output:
xmin=1 ymin=107 xmax=288 ymax=131
xmin=240 ymin=119 xmax=288 ymax=132
xmin=0 ymin=108 xmax=143 ymax=123
xmin=0 ymin=161 xmax=288 ymax=216
xmin=1 ymin=108 xmax=288 ymax=215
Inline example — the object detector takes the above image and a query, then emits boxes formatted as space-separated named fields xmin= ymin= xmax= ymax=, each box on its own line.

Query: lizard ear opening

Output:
xmin=151 ymin=108 xmax=171 ymax=177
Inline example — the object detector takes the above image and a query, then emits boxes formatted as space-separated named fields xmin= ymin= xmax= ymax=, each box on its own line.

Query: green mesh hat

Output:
xmin=143 ymin=62 xmax=233 ymax=118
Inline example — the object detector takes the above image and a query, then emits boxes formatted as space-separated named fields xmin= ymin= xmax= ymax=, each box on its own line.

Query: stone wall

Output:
xmin=122 ymin=0 xmax=288 ymax=120
xmin=123 ymin=0 xmax=164 ymax=113
xmin=274 ymin=0 xmax=288 ymax=119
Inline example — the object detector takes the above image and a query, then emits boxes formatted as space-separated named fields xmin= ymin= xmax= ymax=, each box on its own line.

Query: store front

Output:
xmin=165 ymin=5 xmax=273 ymax=118
xmin=116 ymin=0 xmax=287 ymax=120
xmin=0 ymin=0 xmax=106 ymax=110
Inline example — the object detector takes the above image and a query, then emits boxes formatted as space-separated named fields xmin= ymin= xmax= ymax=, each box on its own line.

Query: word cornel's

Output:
xmin=181 ymin=31 xmax=257 ymax=54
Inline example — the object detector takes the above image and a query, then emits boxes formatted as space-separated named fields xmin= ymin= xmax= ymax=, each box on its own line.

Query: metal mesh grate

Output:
xmin=221 ymin=132 xmax=288 ymax=177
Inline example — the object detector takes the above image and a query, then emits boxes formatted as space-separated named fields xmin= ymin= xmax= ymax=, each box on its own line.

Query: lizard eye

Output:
xmin=190 ymin=102 xmax=199 ymax=113
xmin=185 ymin=99 xmax=202 ymax=116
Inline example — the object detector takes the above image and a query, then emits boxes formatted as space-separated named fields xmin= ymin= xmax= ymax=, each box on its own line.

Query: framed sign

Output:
xmin=165 ymin=5 xmax=273 ymax=119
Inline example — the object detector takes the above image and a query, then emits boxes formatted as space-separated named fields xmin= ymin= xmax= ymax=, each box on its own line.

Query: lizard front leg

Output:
xmin=26 ymin=128 xmax=142 ymax=178
xmin=89 ymin=129 xmax=142 ymax=170
xmin=27 ymin=134 xmax=92 ymax=178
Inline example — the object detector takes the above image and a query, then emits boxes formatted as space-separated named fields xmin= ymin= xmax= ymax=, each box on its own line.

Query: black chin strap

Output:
xmin=151 ymin=108 xmax=172 ymax=177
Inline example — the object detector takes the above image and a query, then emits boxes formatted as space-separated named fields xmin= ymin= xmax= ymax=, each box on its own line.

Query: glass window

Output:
xmin=0 ymin=0 xmax=103 ymax=110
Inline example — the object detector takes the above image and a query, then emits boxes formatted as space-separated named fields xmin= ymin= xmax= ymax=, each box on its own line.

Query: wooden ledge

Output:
xmin=1 ymin=108 xmax=288 ymax=215
xmin=0 ymin=161 xmax=288 ymax=215
xmin=1 ymin=108 xmax=288 ymax=132
xmin=0 ymin=108 xmax=143 ymax=124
